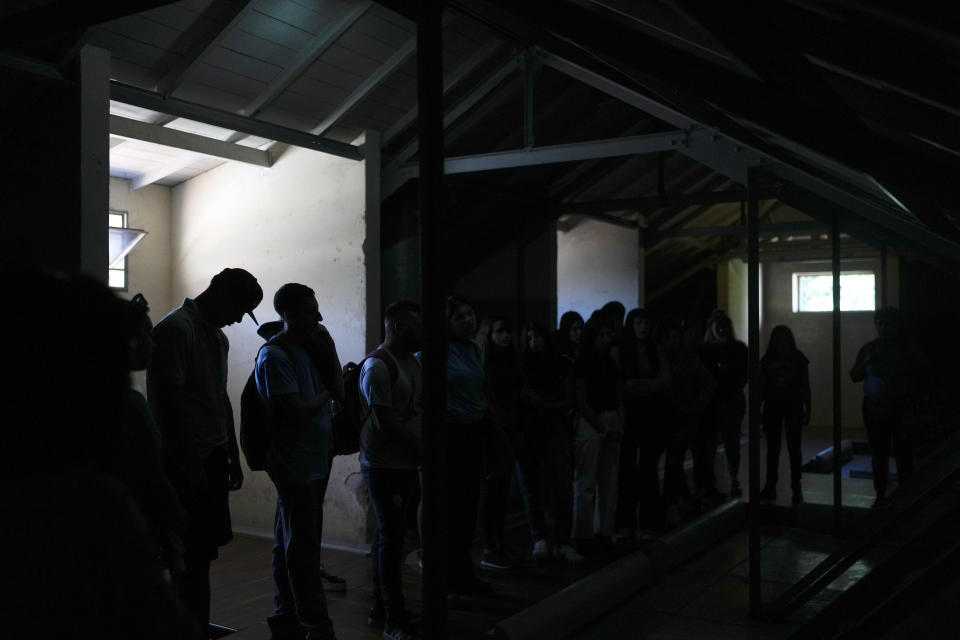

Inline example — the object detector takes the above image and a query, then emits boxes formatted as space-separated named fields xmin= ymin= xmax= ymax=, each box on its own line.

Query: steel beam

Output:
xmin=832 ymin=213 xmax=843 ymax=533
xmin=382 ymin=39 xmax=501 ymax=145
xmin=243 ymin=1 xmax=373 ymax=117
xmin=747 ymin=167 xmax=761 ymax=616
xmin=381 ymin=55 xmax=521 ymax=195
xmin=556 ymin=187 xmax=781 ymax=215
xmin=110 ymin=82 xmax=363 ymax=161
xmin=156 ymin=0 xmax=255 ymax=97
xmin=416 ymin=1 xmax=448 ymax=637
xmin=655 ymin=221 xmax=822 ymax=238
xmin=311 ymin=31 xmax=416 ymax=135
xmin=396 ymin=131 xmax=685 ymax=179
xmin=110 ymin=115 xmax=272 ymax=166
xmin=542 ymin=51 xmax=960 ymax=270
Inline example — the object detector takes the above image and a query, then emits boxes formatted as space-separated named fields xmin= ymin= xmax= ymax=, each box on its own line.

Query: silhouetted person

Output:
xmin=359 ymin=300 xmax=423 ymax=639
xmin=602 ymin=300 xmax=627 ymax=364
xmin=759 ymin=325 xmax=811 ymax=505
xmin=517 ymin=321 xmax=582 ymax=563
xmin=480 ymin=316 xmax=521 ymax=571
xmin=851 ymin=307 xmax=917 ymax=505
xmin=662 ymin=320 xmax=715 ymax=526
xmin=254 ymin=283 xmax=339 ymax=640
xmin=444 ymin=295 xmax=496 ymax=597
xmin=699 ymin=310 xmax=748 ymax=498
xmin=1 ymin=268 xmax=196 ymax=640
xmin=120 ymin=293 xmax=187 ymax=578
xmin=572 ymin=310 xmax=624 ymax=554
xmin=618 ymin=309 xmax=671 ymax=541
xmin=147 ymin=267 xmax=263 ymax=631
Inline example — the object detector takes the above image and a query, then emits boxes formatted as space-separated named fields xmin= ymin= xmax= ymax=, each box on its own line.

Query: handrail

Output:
xmin=763 ymin=429 xmax=960 ymax=621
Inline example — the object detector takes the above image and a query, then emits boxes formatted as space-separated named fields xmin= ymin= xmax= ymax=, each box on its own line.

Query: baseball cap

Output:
xmin=210 ymin=268 xmax=263 ymax=325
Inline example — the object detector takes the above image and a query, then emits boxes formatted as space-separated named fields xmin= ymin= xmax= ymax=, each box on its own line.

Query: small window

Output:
xmin=108 ymin=211 xmax=128 ymax=290
xmin=792 ymin=271 xmax=876 ymax=312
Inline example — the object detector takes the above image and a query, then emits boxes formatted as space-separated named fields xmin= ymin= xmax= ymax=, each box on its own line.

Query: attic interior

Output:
xmin=3 ymin=1 xmax=960 ymax=638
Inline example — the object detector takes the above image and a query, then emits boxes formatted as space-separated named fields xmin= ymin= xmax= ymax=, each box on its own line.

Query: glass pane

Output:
xmin=108 ymin=268 xmax=126 ymax=289
xmin=797 ymin=273 xmax=875 ymax=312
xmin=108 ymin=213 xmax=125 ymax=228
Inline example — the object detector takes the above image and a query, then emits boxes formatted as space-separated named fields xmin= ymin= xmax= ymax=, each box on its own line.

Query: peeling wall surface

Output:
xmin=109 ymin=176 xmax=173 ymax=394
xmin=557 ymin=218 xmax=639 ymax=325
xmin=169 ymin=144 xmax=370 ymax=547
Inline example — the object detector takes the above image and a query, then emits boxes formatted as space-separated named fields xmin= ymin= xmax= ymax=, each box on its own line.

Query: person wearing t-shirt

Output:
xmin=359 ymin=301 xmax=423 ymax=640
xmin=851 ymin=307 xmax=918 ymax=505
xmin=571 ymin=310 xmax=624 ymax=554
xmin=254 ymin=283 xmax=337 ymax=640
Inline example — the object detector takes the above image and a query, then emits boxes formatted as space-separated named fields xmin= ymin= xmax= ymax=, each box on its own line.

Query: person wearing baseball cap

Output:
xmin=147 ymin=267 xmax=263 ymax=631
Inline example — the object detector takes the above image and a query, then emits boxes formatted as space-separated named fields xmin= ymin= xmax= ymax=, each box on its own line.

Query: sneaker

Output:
xmin=636 ymin=529 xmax=658 ymax=544
xmin=554 ymin=544 xmax=585 ymax=564
xmin=480 ymin=546 xmax=515 ymax=571
xmin=319 ymin=564 xmax=347 ymax=592
xmin=383 ymin=620 xmax=419 ymax=640
xmin=759 ymin=485 xmax=777 ymax=502
xmin=368 ymin=599 xmax=385 ymax=628
xmin=532 ymin=539 xmax=550 ymax=560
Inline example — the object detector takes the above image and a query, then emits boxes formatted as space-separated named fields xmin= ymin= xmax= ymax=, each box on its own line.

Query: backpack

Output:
xmin=239 ymin=340 xmax=294 ymax=471
xmin=333 ymin=349 xmax=399 ymax=456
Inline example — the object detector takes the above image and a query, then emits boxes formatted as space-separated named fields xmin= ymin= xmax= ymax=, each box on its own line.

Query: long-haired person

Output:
xmin=443 ymin=295 xmax=496 ymax=596
xmin=617 ymin=309 xmax=671 ymax=541
xmin=571 ymin=310 xmax=624 ymax=553
xmin=699 ymin=310 xmax=748 ymax=499
xmin=759 ymin=325 xmax=811 ymax=505
xmin=479 ymin=315 xmax=521 ymax=571
xmin=517 ymin=321 xmax=583 ymax=563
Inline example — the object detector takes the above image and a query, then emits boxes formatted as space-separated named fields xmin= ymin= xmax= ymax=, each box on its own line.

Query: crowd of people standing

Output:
xmin=4 ymin=262 xmax=921 ymax=640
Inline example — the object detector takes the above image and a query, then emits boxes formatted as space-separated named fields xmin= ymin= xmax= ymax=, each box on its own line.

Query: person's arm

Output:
xmin=801 ymin=363 xmax=812 ymax=425
xmin=271 ymin=388 xmax=331 ymax=426
xmin=575 ymin=377 xmax=606 ymax=434
xmin=850 ymin=344 xmax=871 ymax=382
xmin=224 ymin=394 xmax=243 ymax=490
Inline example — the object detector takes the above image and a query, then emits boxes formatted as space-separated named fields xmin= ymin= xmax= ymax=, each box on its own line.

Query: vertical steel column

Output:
xmin=417 ymin=2 xmax=448 ymax=638
xmin=637 ymin=224 xmax=646 ymax=308
xmin=832 ymin=213 xmax=843 ymax=532
xmin=880 ymin=243 xmax=888 ymax=308
xmin=747 ymin=168 xmax=762 ymax=615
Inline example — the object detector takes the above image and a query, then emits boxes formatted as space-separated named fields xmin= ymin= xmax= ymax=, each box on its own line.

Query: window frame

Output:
xmin=108 ymin=210 xmax=129 ymax=291
xmin=791 ymin=270 xmax=877 ymax=313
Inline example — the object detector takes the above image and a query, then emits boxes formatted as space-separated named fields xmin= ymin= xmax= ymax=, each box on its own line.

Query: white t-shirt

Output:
xmin=358 ymin=348 xmax=422 ymax=469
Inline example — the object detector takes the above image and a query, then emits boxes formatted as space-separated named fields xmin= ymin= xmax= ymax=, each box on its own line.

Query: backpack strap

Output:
xmin=367 ymin=347 xmax=400 ymax=385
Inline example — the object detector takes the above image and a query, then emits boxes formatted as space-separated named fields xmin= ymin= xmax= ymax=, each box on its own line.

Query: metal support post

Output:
xmin=832 ymin=213 xmax=843 ymax=532
xmin=880 ymin=243 xmax=888 ymax=308
xmin=417 ymin=2 xmax=448 ymax=637
xmin=747 ymin=167 xmax=762 ymax=616
xmin=523 ymin=50 xmax=536 ymax=148
xmin=637 ymin=224 xmax=646 ymax=308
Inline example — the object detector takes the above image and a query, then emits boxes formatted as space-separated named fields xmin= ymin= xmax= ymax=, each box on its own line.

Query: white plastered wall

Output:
xmin=109 ymin=176 xmax=173 ymax=394
xmin=557 ymin=217 xmax=639 ymax=324
xmin=170 ymin=143 xmax=370 ymax=548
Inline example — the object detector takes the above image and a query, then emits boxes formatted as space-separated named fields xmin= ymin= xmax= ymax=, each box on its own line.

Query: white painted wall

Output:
xmin=170 ymin=143 xmax=370 ymax=547
xmin=109 ymin=176 xmax=173 ymax=394
xmin=557 ymin=217 xmax=639 ymax=324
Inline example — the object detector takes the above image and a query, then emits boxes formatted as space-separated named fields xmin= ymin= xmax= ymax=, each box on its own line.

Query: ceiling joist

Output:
xmin=110 ymin=115 xmax=272 ymax=167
